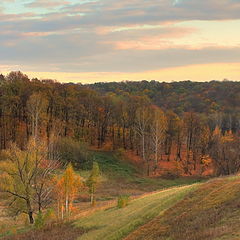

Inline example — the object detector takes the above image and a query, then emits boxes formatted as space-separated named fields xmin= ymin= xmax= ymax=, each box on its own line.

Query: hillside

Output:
xmin=0 ymin=74 xmax=240 ymax=239
xmin=75 ymin=184 xmax=197 ymax=240
xmin=126 ymin=176 xmax=240 ymax=240
xmin=1 ymin=0 xmax=240 ymax=239
xmin=88 ymin=151 xmax=202 ymax=198
xmin=77 ymin=175 xmax=240 ymax=240
xmin=3 ymin=173 xmax=240 ymax=240
xmin=0 ymin=151 xmax=202 ymax=239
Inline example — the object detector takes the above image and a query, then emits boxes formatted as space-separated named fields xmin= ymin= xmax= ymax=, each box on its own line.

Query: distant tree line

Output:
xmin=0 ymin=72 xmax=240 ymax=176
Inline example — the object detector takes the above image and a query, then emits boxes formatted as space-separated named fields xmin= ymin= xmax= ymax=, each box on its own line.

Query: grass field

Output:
xmin=126 ymin=175 xmax=240 ymax=240
xmin=0 ymin=150 xmax=205 ymax=240
xmin=4 ymin=174 xmax=240 ymax=240
xmin=75 ymin=184 xmax=198 ymax=240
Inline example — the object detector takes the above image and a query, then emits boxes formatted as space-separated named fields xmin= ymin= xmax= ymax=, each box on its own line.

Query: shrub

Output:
xmin=34 ymin=209 xmax=56 ymax=230
xmin=44 ymin=209 xmax=56 ymax=224
xmin=117 ymin=195 xmax=130 ymax=208
xmin=34 ymin=212 xmax=44 ymax=229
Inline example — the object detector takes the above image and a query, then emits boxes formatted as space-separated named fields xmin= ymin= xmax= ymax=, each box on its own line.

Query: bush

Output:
xmin=34 ymin=212 xmax=44 ymax=229
xmin=34 ymin=209 xmax=56 ymax=230
xmin=114 ymin=148 xmax=125 ymax=159
xmin=117 ymin=195 xmax=130 ymax=208
xmin=55 ymin=137 xmax=91 ymax=169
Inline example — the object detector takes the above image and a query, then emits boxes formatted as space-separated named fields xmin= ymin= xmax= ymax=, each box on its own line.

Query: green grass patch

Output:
xmin=131 ymin=175 xmax=204 ymax=189
xmin=88 ymin=151 xmax=205 ymax=191
xmin=91 ymin=151 xmax=137 ymax=179
xmin=75 ymin=184 xmax=198 ymax=240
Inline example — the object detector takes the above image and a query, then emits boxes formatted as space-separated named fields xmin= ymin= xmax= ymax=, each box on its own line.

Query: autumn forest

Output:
xmin=0 ymin=71 xmax=240 ymax=239
xmin=1 ymin=72 xmax=240 ymax=176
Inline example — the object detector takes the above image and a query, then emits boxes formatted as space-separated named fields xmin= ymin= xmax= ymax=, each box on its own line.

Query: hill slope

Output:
xmin=125 ymin=176 xmax=240 ymax=240
xmin=5 ymin=175 xmax=240 ymax=240
xmin=75 ymin=184 xmax=198 ymax=240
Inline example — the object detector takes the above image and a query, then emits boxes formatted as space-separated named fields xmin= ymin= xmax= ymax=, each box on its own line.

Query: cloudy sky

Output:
xmin=0 ymin=0 xmax=240 ymax=83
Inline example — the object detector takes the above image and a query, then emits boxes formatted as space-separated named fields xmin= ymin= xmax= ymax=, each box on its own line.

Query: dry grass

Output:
xmin=125 ymin=176 xmax=240 ymax=240
xmin=2 ymin=222 xmax=87 ymax=240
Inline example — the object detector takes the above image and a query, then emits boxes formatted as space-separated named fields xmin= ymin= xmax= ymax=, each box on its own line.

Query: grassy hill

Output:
xmin=4 ymin=175 xmax=240 ymax=240
xmin=75 ymin=175 xmax=240 ymax=240
xmin=75 ymin=184 xmax=198 ymax=240
xmin=3 ymin=151 xmax=240 ymax=240
xmin=126 ymin=176 xmax=240 ymax=240
xmin=0 ymin=150 xmax=203 ymax=240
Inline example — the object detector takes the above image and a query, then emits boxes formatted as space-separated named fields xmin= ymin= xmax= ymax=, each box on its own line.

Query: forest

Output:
xmin=0 ymin=71 xmax=240 ymax=238
xmin=0 ymin=71 xmax=240 ymax=176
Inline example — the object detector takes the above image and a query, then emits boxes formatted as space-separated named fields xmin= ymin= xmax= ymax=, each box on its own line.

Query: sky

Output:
xmin=0 ymin=0 xmax=240 ymax=83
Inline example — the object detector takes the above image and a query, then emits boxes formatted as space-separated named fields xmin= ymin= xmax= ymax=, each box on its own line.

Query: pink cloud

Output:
xmin=112 ymin=40 xmax=240 ymax=51
xmin=106 ymin=27 xmax=196 ymax=50
xmin=21 ymin=32 xmax=54 ymax=37
xmin=112 ymin=40 xmax=173 ymax=50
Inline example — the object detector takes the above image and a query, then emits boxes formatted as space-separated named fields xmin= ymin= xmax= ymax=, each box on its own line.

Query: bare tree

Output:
xmin=150 ymin=107 xmax=167 ymax=167
xmin=0 ymin=138 xmax=58 ymax=223
xmin=27 ymin=93 xmax=47 ymax=140
xmin=135 ymin=106 xmax=152 ymax=175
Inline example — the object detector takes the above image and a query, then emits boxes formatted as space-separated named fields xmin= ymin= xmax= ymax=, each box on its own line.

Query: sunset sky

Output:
xmin=1 ymin=0 xmax=240 ymax=83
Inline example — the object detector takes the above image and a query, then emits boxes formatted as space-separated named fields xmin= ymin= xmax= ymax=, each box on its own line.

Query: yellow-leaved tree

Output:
xmin=55 ymin=164 xmax=82 ymax=219
xmin=86 ymin=162 xmax=100 ymax=206
xmin=0 ymin=138 xmax=57 ymax=224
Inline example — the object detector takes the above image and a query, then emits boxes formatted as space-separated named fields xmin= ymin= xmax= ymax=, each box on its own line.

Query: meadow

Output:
xmin=75 ymin=184 xmax=198 ymax=240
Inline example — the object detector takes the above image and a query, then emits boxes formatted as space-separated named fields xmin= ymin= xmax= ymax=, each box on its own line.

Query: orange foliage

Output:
xmin=54 ymin=164 xmax=83 ymax=219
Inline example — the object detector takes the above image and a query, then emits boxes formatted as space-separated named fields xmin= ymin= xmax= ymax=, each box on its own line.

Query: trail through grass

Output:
xmin=75 ymin=184 xmax=198 ymax=240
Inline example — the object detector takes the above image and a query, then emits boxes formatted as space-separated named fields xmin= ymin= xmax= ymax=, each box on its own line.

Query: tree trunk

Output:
xmin=112 ymin=126 xmax=115 ymax=150
xmin=142 ymin=134 xmax=145 ymax=162
xmin=123 ymin=125 xmax=127 ymax=149
xmin=155 ymin=135 xmax=158 ymax=166
xmin=26 ymin=198 xmax=34 ymax=224
xmin=90 ymin=186 xmax=95 ymax=206
xmin=61 ymin=204 xmax=64 ymax=220
xmin=28 ymin=211 xmax=34 ymax=224
xmin=65 ymin=195 xmax=69 ymax=217
xmin=90 ymin=192 xmax=93 ymax=205
xmin=147 ymin=160 xmax=150 ymax=176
